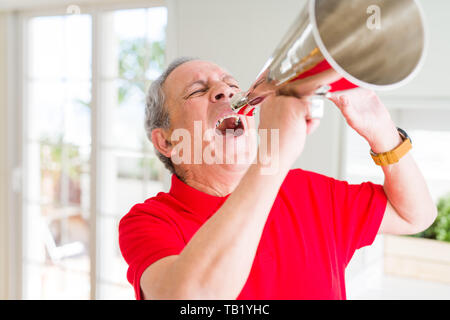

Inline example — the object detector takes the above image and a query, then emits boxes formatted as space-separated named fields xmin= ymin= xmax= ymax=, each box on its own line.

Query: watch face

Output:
xmin=397 ymin=127 xmax=412 ymax=144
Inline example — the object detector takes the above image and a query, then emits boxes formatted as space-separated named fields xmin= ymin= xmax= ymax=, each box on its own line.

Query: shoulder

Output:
xmin=285 ymin=169 xmax=381 ymax=194
xmin=283 ymin=169 xmax=373 ymax=203
xmin=118 ymin=191 xmax=186 ymax=257
xmin=118 ymin=192 xmax=176 ymax=231
xmin=284 ymin=168 xmax=338 ymax=188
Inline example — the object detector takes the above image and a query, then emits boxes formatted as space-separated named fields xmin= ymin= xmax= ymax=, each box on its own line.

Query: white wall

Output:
xmin=379 ymin=0 xmax=450 ymax=100
xmin=0 ymin=11 xmax=22 ymax=300
xmin=172 ymin=0 xmax=306 ymax=88
xmin=0 ymin=12 xmax=10 ymax=300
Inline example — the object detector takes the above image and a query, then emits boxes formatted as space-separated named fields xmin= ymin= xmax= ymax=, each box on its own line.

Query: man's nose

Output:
xmin=210 ymin=83 xmax=235 ymax=103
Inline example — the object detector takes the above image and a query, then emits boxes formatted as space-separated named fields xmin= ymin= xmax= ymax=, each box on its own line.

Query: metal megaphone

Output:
xmin=231 ymin=0 xmax=427 ymax=118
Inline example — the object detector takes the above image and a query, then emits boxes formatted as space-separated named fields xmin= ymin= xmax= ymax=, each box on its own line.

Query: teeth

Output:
xmin=216 ymin=115 xmax=241 ymax=128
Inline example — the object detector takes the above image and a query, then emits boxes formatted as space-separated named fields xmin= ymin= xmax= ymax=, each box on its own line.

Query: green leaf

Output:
xmin=416 ymin=193 xmax=450 ymax=243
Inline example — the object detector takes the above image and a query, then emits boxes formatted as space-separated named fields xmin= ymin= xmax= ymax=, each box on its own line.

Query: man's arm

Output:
xmin=141 ymin=94 xmax=317 ymax=300
xmin=330 ymin=89 xmax=437 ymax=235
xmin=142 ymin=163 xmax=290 ymax=300
xmin=372 ymin=128 xmax=437 ymax=235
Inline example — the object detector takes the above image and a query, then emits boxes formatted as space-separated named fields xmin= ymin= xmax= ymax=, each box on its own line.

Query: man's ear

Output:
xmin=151 ymin=128 xmax=172 ymax=158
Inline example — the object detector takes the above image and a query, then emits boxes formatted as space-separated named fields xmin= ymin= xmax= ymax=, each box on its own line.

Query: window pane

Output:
xmin=96 ymin=7 xmax=167 ymax=299
xmin=23 ymin=6 xmax=168 ymax=300
xmin=65 ymin=81 xmax=92 ymax=147
xmin=409 ymin=130 xmax=450 ymax=200
xmin=344 ymin=109 xmax=450 ymax=200
xmin=114 ymin=9 xmax=147 ymax=39
xmin=100 ymin=7 xmax=167 ymax=150
xmin=98 ymin=216 xmax=132 ymax=297
xmin=65 ymin=15 xmax=92 ymax=80
xmin=28 ymin=80 xmax=91 ymax=144
xmin=29 ymin=15 xmax=91 ymax=81
xmin=29 ymin=17 xmax=65 ymax=79
xmin=28 ymin=81 xmax=65 ymax=142
xmin=344 ymin=127 xmax=384 ymax=184
xmin=98 ymin=282 xmax=134 ymax=300
xmin=100 ymin=151 xmax=164 ymax=216
xmin=23 ymin=203 xmax=90 ymax=300
xmin=24 ymin=14 xmax=92 ymax=300
xmin=146 ymin=7 xmax=168 ymax=42
xmin=101 ymin=79 xmax=149 ymax=150
xmin=23 ymin=262 xmax=90 ymax=300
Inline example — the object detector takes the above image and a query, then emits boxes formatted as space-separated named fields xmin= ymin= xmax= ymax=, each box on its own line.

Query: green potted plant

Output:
xmin=414 ymin=194 xmax=450 ymax=243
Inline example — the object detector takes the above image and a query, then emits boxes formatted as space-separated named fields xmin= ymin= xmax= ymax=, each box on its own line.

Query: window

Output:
xmin=343 ymin=101 xmax=450 ymax=296
xmin=22 ymin=5 xmax=168 ymax=299
xmin=390 ymin=107 xmax=450 ymax=202
xmin=24 ymin=14 xmax=92 ymax=300
xmin=96 ymin=7 xmax=167 ymax=300
xmin=344 ymin=106 xmax=450 ymax=201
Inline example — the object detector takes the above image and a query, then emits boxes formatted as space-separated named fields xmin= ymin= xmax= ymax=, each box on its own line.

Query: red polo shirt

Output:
xmin=118 ymin=169 xmax=387 ymax=300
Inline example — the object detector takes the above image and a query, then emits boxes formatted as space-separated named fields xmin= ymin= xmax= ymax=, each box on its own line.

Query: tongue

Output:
xmin=217 ymin=118 xmax=238 ymax=134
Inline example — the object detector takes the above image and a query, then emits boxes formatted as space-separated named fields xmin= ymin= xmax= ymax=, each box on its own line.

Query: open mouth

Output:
xmin=215 ymin=114 xmax=245 ymax=137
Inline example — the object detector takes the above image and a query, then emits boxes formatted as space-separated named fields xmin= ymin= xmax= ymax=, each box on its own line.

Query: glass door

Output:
xmin=23 ymin=13 xmax=93 ymax=299
xmin=95 ymin=7 xmax=167 ymax=299
xmin=22 ymin=5 xmax=168 ymax=299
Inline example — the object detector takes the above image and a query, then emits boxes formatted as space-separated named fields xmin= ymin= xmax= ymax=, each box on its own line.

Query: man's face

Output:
xmin=162 ymin=60 xmax=257 ymax=168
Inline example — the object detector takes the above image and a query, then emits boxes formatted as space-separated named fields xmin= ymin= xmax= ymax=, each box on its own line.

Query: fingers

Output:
xmin=306 ymin=119 xmax=321 ymax=135
xmin=265 ymin=94 xmax=310 ymax=116
xmin=328 ymin=93 xmax=340 ymax=106
xmin=329 ymin=93 xmax=348 ymax=108
xmin=262 ymin=92 xmax=322 ymax=126
xmin=329 ymin=93 xmax=353 ymax=119
xmin=329 ymin=88 xmax=376 ymax=106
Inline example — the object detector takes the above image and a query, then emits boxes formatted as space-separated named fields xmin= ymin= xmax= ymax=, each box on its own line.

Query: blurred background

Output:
xmin=0 ymin=0 xmax=449 ymax=300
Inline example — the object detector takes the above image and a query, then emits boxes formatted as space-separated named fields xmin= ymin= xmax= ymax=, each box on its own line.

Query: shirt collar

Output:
xmin=169 ymin=174 xmax=229 ymax=220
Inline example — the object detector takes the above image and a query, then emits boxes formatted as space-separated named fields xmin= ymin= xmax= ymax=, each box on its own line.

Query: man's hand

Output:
xmin=329 ymin=88 xmax=401 ymax=153
xmin=259 ymin=92 xmax=321 ymax=169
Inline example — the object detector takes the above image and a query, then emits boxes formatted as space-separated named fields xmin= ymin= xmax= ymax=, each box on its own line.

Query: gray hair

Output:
xmin=145 ymin=57 xmax=198 ymax=175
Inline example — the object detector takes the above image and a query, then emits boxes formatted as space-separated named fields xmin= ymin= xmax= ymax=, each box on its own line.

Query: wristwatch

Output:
xmin=370 ymin=128 xmax=412 ymax=166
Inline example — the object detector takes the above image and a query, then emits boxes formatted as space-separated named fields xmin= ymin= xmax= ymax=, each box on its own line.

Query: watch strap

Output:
xmin=370 ymin=129 xmax=412 ymax=166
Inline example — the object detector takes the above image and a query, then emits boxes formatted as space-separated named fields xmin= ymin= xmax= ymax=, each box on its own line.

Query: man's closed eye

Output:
xmin=187 ymin=88 xmax=208 ymax=98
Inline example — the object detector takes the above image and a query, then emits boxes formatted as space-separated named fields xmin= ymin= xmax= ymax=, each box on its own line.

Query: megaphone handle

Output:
xmin=307 ymin=96 xmax=325 ymax=120
xmin=306 ymin=85 xmax=332 ymax=120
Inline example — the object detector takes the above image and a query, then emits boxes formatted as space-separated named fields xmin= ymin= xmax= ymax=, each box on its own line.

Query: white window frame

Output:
xmin=4 ymin=0 xmax=177 ymax=300
xmin=2 ymin=11 xmax=25 ymax=300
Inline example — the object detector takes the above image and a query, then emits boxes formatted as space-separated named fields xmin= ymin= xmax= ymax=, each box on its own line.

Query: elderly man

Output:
xmin=119 ymin=57 xmax=436 ymax=300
